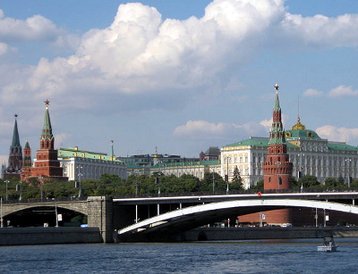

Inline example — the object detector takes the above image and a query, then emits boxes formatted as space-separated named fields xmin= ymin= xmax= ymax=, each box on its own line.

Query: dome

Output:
xmin=292 ymin=117 xmax=306 ymax=130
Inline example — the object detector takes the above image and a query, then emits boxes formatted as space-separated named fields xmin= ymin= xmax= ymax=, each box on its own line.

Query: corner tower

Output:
xmin=262 ymin=84 xmax=293 ymax=225
xmin=263 ymin=84 xmax=293 ymax=191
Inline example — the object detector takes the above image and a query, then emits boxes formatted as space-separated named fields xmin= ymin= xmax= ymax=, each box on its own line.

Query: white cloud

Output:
xmin=54 ymin=132 xmax=70 ymax=148
xmin=303 ymin=88 xmax=323 ymax=97
xmin=0 ymin=42 xmax=8 ymax=55
xmin=4 ymin=1 xmax=285 ymax=105
xmin=329 ymin=85 xmax=358 ymax=97
xmin=2 ymin=0 xmax=358 ymax=113
xmin=316 ymin=125 xmax=358 ymax=143
xmin=1 ymin=0 xmax=358 ymax=156
xmin=280 ymin=13 xmax=358 ymax=47
xmin=173 ymin=120 xmax=266 ymax=140
xmin=0 ymin=9 xmax=78 ymax=50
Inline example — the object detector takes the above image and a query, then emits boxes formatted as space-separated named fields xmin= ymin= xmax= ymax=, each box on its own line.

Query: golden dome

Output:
xmin=292 ymin=117 xmax=306 ymax=130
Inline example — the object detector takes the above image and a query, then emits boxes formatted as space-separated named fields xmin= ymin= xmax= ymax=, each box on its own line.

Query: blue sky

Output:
xmin=1 ymin=0 xmax=358 ymax=162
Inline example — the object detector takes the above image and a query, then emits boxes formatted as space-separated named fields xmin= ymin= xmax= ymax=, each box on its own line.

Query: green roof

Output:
xmin=327 ymin=142 xmax=358 ymax=152
xmin=11 ymin=117 xmax=21 ymax=147
xmin=225 ymin=137 xmax=269 ymax=148
xmin=58 ymin=147 xmax=123 ymax=162
xmin=286 ymin=129 xmax=321 ymax=140
xmin=152 ymin=159 xmax=220 ymax=169
xmin=41 ymin=103 xmax=53 ymax=140
xmin=224 ymin=136 xmax=299 ymax=149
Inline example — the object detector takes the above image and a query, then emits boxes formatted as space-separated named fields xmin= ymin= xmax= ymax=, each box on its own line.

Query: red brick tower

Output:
xmin=262 ymin=84 xmax=293 ymax=224
xmin=20 ymin=141 xmax=32 ymax=181
xmin=30 ymin=100 xmax=65 ymax=181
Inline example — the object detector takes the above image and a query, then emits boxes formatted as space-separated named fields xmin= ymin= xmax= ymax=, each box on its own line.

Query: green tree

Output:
xmin=298 ymin=175 xmax=322 ymax=191
xmin=200 ymin=172 xmax=226 ymax=194
xmin=231 ymin=166 xmax=243 ymax=191
xmin=250 ymin=179 xmax=263 ymax=193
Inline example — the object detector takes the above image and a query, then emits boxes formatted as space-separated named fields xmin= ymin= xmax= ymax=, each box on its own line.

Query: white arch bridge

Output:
xmin=117 ymin=194 xmax=358 ymax=241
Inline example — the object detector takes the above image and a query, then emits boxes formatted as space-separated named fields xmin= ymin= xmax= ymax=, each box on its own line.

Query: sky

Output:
xmin=1 ymin=0 xmax=358 ymax=162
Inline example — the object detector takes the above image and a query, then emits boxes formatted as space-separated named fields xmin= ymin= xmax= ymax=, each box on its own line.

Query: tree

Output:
xmin=250 ymin=179 xmax=263 ymax=193
xmin=231 ymin=166 xmax=244 ymax=191
xmin=298 ymin=175 xmax=321 ymax=191
xmin=200 ymin=172 xmax=226 ymax=193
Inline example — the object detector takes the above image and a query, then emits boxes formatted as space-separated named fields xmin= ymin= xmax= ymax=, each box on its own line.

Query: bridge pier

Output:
xmin=87 ymin=196 xmax=113 ymax=243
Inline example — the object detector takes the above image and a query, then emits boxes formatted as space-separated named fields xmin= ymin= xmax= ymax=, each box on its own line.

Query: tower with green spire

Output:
xmin=262 ymin=84 xmax=293 ymax=224
xmin=5 ymin=114 xmax=23 ymax=176
xmin=29 ymin=100 xmax=66 ymax=181
xmin=40 ymin=99 xmax=54 ymax=150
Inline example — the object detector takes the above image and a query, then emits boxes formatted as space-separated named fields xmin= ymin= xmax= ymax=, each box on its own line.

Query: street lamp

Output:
xmin=345 ymin=158 xmax=352 ymax=188
xmin=4 ymin=180 xmax=9 ymax=202
xmin=225 ymin=157 xmax=230 ymax=195
xmin=297 ymin=152 xmax=304 ymax=192
xmin=212 ymin=172 xmax=215 ymax=195
xmin=38 ymin=176 xmax=44 ymax=201
xmin=16 ymin=183 xmax=22 ymax=201
xmin=135 ymin=181 xmax=139 ymax=197
xmin=76 ymin=165 xmax=83 ymax=199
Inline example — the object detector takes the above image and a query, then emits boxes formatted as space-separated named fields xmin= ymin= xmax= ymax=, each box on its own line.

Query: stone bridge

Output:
xmin=1 ymin=196 xmax=113 ymax=243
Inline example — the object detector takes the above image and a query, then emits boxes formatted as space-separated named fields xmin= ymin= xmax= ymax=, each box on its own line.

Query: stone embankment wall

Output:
xmin=182 ymin=227 xmax=358 ymax=241
xmin=0 ymin=227 xmax=101 ymax=246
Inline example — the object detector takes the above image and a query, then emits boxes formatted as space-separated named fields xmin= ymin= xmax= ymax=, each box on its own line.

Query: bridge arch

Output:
xmin=118 ymin=199 xmax=358 ymax=237
xmin=2 ymin=201 xmax=88 ymax=228
xmin=2 ymin=202 xmax=88 ymax=217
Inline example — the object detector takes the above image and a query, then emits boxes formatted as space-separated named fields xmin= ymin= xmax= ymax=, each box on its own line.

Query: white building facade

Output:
xmin=221 ymin=120 xmax=358 ymax=189
xmin=58 ymin=147 xmax=127 ymax=181
xmin=151 ymin=160 xmax=221 ymax=180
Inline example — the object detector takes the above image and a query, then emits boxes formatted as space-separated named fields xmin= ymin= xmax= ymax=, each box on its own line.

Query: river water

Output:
xmin=0 ymin=239 xmax=357 ymax=273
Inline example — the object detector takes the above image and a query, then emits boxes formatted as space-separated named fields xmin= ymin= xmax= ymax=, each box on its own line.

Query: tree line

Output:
xmin=0 ymin=172 xmax=357 ymax=202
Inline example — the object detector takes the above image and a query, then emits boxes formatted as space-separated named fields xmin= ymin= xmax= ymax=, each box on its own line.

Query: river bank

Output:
xmin=0 ymin=226 xmax=358 ymax=245
xmin=0 ymin=227 xmax=101 ymax=246
xmin=182 ymin=226 xmax=358 ymax=241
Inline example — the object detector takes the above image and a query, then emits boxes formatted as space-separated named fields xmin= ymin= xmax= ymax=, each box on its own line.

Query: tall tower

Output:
xmin=30 ymin=100 xmax=65 ymax=180
xmin=5 ymin=114 xmax=23 ymax=178
xmin=262 ymin=84 xmax=293 ymax=224
xmin=20 ymin=141 xmax=32 ymax=181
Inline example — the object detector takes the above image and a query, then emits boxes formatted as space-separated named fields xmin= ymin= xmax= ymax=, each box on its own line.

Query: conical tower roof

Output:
xmin=41 ymin=99 xmax=53 ymax=140
xmin=11 ymin=114 xmax=21 ymax=147
xmin=268 ymin=83 xmax=286 ymax=145
xmin=24 ymin=140 xmax=30 ymax=149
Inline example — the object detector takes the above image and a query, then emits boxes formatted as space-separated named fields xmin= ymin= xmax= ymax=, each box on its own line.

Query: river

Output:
xmin=0 ymin=238 xmax=357 ymax=273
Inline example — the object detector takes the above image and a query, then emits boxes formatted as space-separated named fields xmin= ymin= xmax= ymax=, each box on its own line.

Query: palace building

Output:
xmin=58 ymin=147 xmax=127 ymax=181
xmin=139 ymin=84 xmax=358 ymax=190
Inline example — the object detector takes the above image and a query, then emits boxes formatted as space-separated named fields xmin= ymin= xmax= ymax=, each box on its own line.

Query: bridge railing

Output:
xmin=0 ymin=196 xmax=88 ymax=204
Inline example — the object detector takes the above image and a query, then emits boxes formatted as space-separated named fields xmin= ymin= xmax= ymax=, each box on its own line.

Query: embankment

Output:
xmin=182 ymin=226 xmax=358 ymax=241
xmin=0 ymin=227 xmax=102 ymax=246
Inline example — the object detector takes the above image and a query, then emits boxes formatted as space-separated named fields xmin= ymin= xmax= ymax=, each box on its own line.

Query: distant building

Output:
xmin=199 ymin=147 xmax=221 ymax=161
xmin=119 ymin=153 xmax=199 ymax=176
xmin=58 ymin=147 xmax=127 ymax=181
xmin=151 ymin=160 xmax=221 ymax=180
xmin=3 ymin=115 xmax=23 ymax=180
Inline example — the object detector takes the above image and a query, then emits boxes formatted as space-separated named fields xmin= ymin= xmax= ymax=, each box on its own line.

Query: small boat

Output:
xmin=317 ymin=236 xmax=337 ymax=252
